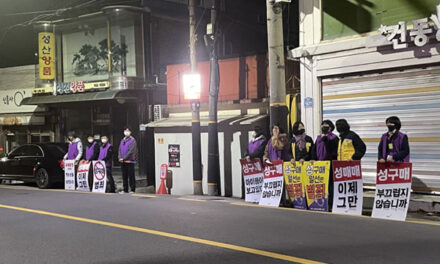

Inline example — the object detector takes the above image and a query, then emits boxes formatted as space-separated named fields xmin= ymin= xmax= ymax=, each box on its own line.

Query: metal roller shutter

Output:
xmin=322 ymin=66 xmax=440 ymax=192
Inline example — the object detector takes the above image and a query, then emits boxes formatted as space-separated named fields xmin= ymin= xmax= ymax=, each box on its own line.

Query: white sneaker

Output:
xmin=129 ymin=191 xmax=135 ymax=194
xmin=119 ymin=191 xmax=127 ymax=194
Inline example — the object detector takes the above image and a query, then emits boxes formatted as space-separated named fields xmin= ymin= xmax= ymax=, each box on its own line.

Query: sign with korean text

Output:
xmin=38 ymin=32 xmax=55 ymax=79
xmin=56 ymin=81 xmax=110 ymax=95
xmin=377 ymin=4 xmax=440 ymax=49
xmin=332 ymin=161 xmax=363 ymax=215
xmin=0 ymin=89 xmax=38 ymax=114
xmin=92 ymin=160 xmax=107 ymax=193
xmin=303 ymin=161 xmax=330 ymax=211
xmin=168 ymin=144 xmax=180 ymax=167
xmin=64 ymin=160 xmax=75 ymax=190
xmin=372 ymin=162 xmax=412 ymax=221
xmin=76 ymin=160 xmax=91 ymax=191
xmin=283 ymin=162 xmax=307 ymax=209
xmin=240 ymin=158 xmax=264 ymax=203
xmin=259 ymin=160 xmax=284 ymax=207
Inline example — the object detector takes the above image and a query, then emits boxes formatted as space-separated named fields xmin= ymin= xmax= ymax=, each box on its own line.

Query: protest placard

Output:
xmin=303 ymin=161 xmax=330 ymax=211
xmin=372 ymin=162 xmax=412 ymax=221
xmin=259 ymin=160 xmax=284 ymax=207
xmin=240 ymin=158 xmax=264 ymax=203
xmin=92 ymin=160 xmax=107 ymax=193
xmin=64 ymin=160 xmax=75 ymax=190
xmin=332 ymin=161 xmax=363 ymax=215
xmin=283 ymin=162 xmax=307 ymax=209
xmin=76 ymin=160 xmax=91 ymax=191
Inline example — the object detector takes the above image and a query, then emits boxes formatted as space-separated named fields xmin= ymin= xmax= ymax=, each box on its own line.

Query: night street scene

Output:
xmin=1 ymin=0 xmax=440 ymax=263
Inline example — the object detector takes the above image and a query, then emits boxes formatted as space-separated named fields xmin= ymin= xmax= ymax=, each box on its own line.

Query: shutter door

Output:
xmin=322 ymin=67 xmax=440 ymax=192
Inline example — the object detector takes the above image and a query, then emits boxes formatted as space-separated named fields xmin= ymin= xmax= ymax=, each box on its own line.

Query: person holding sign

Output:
xmin=118 ymin=127 xmax=137 ymax=194
xmin=263 ymin=124 xmax=289 ymax=164
xmin=289 ymin=121 xmax=314 ymax=163
xmin=99 ymin=135 xmax=116 ymax=193
xmin=378 ymin=116 xmax=410 ymax=163
xmin=84 ymin=135 xmax=100 ymax=161
xmin=312 ymin=120 xmax=339 ymax=161
xmin=244 ymin=126 xmax=267 ymax=162
xmin=335 ymin=119 xmax=366 ymax=161
xmin=63 ymin=131 xmax=83 ymax=166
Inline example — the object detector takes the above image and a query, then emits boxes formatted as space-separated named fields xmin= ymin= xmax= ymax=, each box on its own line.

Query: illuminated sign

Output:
xmin=38 ymin=32 xmax=55 ymax=80
xmin=183 ymin=74 xmax=201 ymax=100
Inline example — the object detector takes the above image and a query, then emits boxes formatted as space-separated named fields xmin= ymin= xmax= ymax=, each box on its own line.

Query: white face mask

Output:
xmin=124 ymin=131 xmax=131 ymax=137
xmin=252 ymin=131 xmax=257 ymax=138
xmin=101 ymin=139 xmax=108 ymax=144
xmin=88 ymin=139 xmax=94 ymax=143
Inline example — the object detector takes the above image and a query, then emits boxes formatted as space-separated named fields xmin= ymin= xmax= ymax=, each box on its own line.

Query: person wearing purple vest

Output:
xmin=118 ymin=127 xmax=137 ymax=193
xmin=378 ymin=116 xmax=410 ymax=163
xmin=312 ymin=120 xmax=339 ymax=161
xmin=63 ymin=131 xmax=83 ymax=165
xmin=263 ymin=124 xmax=289 ymax=164
xmin=84 ymin=135 xmax=100 ymax=161
xmin=244 ymin=126 xmax=267 ymax=162
xmin=99 ymin=135 xmax=115 ymax=193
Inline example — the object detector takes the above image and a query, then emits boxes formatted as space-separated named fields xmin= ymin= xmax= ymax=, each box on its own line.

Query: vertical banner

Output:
xmin=303 ymin=161 xmax=330 ymax=211
xmin=168 ymin=144 xmax=180 ymax=167
xmin=76 ymin=160 xmax=91 ymax=191
xmin=259 ymin=160 xmax=284 ymax=207
xmin=240 ymin=158 xmax=264 ymax=203
xmin=64 ymin=160 xmax=75 ymax=190
xmin=92 ymin=161 xmax=107 ymax=193
xmin=332 ymin=161 xmax=363 ymax=215
xmin=38 ymin=32 xmax=55 ymax=80
xmin=372 ymin=162 xmax=412 ymax=221
xmin=283 ymin=162 xmax=307 ymax=209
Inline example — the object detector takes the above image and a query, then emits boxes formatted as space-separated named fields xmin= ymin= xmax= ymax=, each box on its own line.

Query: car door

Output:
xmin=19 ymin=145 xmax=43 ymax=178
xmin=0 ymin=146 xmax=25 ymax=177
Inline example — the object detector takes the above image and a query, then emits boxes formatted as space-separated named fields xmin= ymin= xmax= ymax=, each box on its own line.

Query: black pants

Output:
xmin=121 ymin=163 xmax=135 ymax=192
xmin=106 ymin=167 xmax=116 ymax=193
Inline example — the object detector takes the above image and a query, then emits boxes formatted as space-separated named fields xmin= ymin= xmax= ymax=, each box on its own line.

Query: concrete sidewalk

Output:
xmin=112 ymin=166 xmax=153 ymax=193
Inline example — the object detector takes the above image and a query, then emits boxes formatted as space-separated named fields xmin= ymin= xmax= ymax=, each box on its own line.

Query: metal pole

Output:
xmin=189 ymin=0 xmax=203 ymax=195
xmin=267 ymin=0 xmax=288 ymax=132
xmin=207 ymin=0 xmax=220 ymax=196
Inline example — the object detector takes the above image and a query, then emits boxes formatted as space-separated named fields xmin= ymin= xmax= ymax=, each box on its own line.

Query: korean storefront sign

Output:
xmin=0 ymin=89 xmax=38 ymax=114
xmin=332 ymin=161 xmax=363 ymax=215
xmin=32 ymin=81 xmax=110 ymax=95
xmin=259 ymin=160 xmax=284 ymax=207
xmin=38 ymin=32 xmax=55 ymax=80
xmin=240 ymin=158 xmax=264 ymax=203
xmin=372 ymin=162 xmax=412 ymax=221
xmin=283 ymin=161 xmax=307 ymax=209
xmin=378 ymin=4 xmax=440 ymax=49
xmin=303 ymin=161 xmax=330 ymax=212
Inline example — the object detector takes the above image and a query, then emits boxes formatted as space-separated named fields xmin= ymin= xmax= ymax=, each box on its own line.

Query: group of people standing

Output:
xmin=63 ymin=127 xmax=138 ymax=194
xmin=245 ymin=116 xmax=410 ymax=165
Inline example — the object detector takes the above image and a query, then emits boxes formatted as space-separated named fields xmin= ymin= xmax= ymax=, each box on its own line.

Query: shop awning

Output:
xmin=21 ymin=89 xmax=143 ymax=105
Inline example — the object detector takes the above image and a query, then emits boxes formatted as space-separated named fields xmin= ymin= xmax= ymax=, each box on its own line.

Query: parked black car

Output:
xmin=0 ymin=143 xmax=67 ymax=188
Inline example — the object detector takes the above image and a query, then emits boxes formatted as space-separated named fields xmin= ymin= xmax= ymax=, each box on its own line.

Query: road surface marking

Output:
xmin=178 ymin=197 xmax=206 ymax=202
xmin=131 ymin=194 xmax=156 ymax=198
xmin=230 ymin=202 xmax=440 ymax=227
xmin=0 ymin=203 xmax=326 ymax=264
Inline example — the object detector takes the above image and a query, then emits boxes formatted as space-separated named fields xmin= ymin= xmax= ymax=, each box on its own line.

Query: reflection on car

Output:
xmin=0 ymin=143 xmax=67 ymax=188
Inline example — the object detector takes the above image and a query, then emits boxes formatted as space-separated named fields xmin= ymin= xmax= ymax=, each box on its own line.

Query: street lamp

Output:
xmin=183 ymin=73 xmax=203 ymax=195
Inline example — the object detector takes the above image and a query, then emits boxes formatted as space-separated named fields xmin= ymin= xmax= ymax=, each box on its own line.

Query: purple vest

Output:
xmin=85 ymin=141 xmax=97 ymax=160
xmin=315 ymin=132 xmax=337 ymax=161
xmin=98 ymin=143 xmax=112 ymax=167
xmin=267 ymin=140 xmax=286 ymax=161
xmin=120 ymin=137 xmax=135 ymax=161
xmin=380 ymin=131 xmax=410 ymax=162
xmin=67 ymin=141 xmax=79 ymax=160
xmin=248 ymin=138 xmax=265 ymax=154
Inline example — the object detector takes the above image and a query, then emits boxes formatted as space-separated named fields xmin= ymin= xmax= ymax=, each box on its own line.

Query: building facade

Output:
xmin=291 ymin=0 xmax=440 ymax=192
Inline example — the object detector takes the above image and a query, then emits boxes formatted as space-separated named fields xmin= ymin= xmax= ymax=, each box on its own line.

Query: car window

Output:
xmin=8 ymin=146 xmax=26 ymax=157
xmin=25 ymin=145 xmax=43 ymax=157
xmin=45 ymin=144 xmax=67 ymax=159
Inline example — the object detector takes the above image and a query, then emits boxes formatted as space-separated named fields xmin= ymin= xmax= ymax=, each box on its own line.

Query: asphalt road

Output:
xmin=1 ymin=185 xmax=440 ymax=264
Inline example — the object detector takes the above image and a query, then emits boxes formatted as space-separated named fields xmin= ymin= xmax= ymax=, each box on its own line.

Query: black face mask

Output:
xmin=321 ymin=127 xmax=330 ymax=134
xmin=387 ymin=125 xmax=395 ymax=132
xmin=294 ymin=129 xmax=305 ymax=136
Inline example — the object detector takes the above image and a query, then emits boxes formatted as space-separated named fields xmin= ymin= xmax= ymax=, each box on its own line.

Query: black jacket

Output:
xmin=339 ymin=131 xmax=366 ymax=160
xmin=288 ymin=135 xmax=314 ymax=161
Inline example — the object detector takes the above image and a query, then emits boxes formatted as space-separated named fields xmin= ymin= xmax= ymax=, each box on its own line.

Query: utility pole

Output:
xmin=189 ymin=0 xmax=203 ymax=195
xmin=205 ymin=0 xmax=220 ymax=196
xmin=267 ymin=0 xmax=288 ymax=133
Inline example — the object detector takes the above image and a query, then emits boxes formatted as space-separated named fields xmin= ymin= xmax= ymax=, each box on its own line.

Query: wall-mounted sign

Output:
xmin=371 ymin=4 xmax=440 ymax=50
xmin=56 ymin=81 xmax=110 ymax=95
xmin=304 ymin=97 xmax=313 ymax=108
xmin=0 ymin=89 xmax=38 ymax=114
xmin=168 ymin=144 xmax=180 ymax=167
xmin=32 ymin=87 xmax=54 ymax=95
xmin=38 ymin=32 xmax=55 ymax=80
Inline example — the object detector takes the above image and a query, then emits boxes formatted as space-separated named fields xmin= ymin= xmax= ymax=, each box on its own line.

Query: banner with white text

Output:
xmin=259 ymin=160 xmax=284 ymax=207
xmin=332 ymin=161 xmax=363 ymax=215
xmin=76 ymin=160 xmax=91 ymax=191
xmin=64 ymin=160 xmax=75 ymax=190
xmin=92 ymin=160 xmax=107 ymax=193
xmin=372 ymin=162 xmax=412 ymax=221
xmin=240 ymin=158 xmax=264 ymax=203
